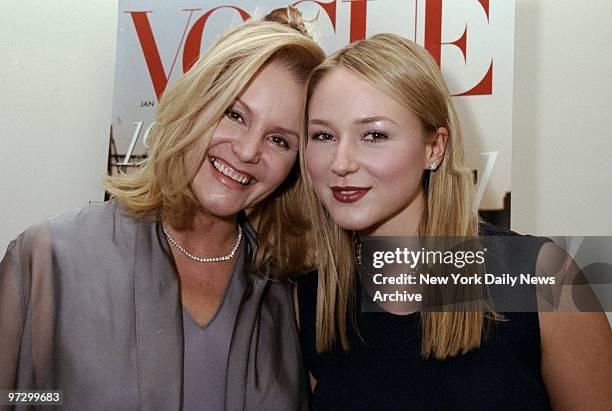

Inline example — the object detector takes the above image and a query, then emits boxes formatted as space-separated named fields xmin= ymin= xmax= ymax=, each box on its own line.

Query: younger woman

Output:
xmin=298 ymin=33 xmax=612 ymax=410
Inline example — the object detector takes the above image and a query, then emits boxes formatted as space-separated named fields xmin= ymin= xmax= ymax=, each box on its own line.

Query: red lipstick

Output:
xmin=330 ymin=186 xmax=370 ymax=203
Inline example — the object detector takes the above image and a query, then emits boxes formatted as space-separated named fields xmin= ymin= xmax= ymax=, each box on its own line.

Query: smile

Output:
xmin=330 ymin=186 xmax=370 ymax=203
xmin=209 ymin=156 xmax=252 ymax=185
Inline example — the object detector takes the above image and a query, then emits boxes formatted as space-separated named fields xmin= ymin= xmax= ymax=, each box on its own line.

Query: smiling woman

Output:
xmin=306 ymin=67 xmax=446 ymax=236
xmin=0 ymin=7 xmax=324 ymax=410
xmin=191 ymin=61 xmax=303 ymax=219
xmin=297 ymin=33 xmax=612 ymax=410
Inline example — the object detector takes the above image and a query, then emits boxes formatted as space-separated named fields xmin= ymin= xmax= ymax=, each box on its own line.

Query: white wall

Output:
xmin=512 ymin=0 xmax=612 ymax=236
xmin=0 ymin=1 xmax=117 ymax=250
xmin=1 ymin=1 xmax=611 ymax=245
xmin=512 ymin=0 xmax=612 ymax=322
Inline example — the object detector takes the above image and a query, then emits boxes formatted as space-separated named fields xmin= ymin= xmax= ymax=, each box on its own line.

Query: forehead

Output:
xmin=308 ymin=67 xmax=408 ymax=122
xmin=236 ymin=61 xmax=304 ymax=126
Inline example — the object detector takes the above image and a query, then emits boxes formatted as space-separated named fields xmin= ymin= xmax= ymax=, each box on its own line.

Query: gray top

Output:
xmin=0 ymin=200 xmax=308 ymax=410
xmin=182 ymin=243 xmax=247 ymax=411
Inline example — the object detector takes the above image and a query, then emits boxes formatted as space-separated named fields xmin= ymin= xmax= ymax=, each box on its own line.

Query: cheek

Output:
xmin=265 ymin=152 xmax=298 ymax=189
xmin=376 ymin=146 xmax=426 ymax=189
xmin=210 ymin=118 xmax=243 ymax=144
xmin=190 ymin=157 xmax=209 ymax=187
xmin=305 ymin=144 xmax=330 ymax=185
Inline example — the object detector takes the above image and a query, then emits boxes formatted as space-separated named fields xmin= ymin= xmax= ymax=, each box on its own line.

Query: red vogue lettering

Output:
xmin=182 ymin=6 xmax=250 ymax=73
xmin=349 ymin=0 xmax=367 ymax=42
xmin=127 ymin=11 xmax=173 ymax=100
xmin=423 ymin=0 xmax=493 ymax=96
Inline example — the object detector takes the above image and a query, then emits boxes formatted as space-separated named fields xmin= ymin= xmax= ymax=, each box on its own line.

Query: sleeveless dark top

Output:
xmin=297 ymin=227 xmax=552 ymax=410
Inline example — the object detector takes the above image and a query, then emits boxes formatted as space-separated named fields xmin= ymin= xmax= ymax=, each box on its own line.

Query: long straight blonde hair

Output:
xmin=106 ymin=16 xmax=324 ymax=276
xmin=300 ymin=33 xmax=484 ymax=359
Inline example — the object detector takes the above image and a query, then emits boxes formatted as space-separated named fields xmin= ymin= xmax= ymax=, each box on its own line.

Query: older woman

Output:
xmin=297 ymin=33 xmax=612 ymax=410
xmin=0 ymin=8 xmax=324 ymax=410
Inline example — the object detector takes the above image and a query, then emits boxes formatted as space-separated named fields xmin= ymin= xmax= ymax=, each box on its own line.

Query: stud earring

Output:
xmin=430 ymin=161 xmax=437 ymax=171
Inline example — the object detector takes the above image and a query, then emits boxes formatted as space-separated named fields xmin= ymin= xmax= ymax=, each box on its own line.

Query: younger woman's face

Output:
xmin=305 ymin=68 xmax=430 ymax=236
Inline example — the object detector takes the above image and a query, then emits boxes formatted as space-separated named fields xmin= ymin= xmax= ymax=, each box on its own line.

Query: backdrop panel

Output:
xmin=110 ymin=0 xmax=515 ymax=214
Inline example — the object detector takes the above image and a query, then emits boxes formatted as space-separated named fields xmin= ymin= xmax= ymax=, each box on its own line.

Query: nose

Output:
xmin=231 ymin=129 xmax=263 ymax=164
xmin=330 ymin=139 xmax=358 ymax=176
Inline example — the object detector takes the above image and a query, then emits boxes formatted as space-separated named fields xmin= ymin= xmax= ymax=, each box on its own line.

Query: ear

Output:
xmin=424 ymin=127 xmax=449 ymax=171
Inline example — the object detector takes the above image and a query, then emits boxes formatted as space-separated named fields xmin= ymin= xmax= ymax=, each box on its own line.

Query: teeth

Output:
xmin=341 ymin=191 xmax=358 ymax=195
xmin=210 ymin=157 xmax=251 ymax=185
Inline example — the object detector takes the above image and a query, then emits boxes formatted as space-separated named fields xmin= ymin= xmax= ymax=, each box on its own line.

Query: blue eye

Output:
xmin=225 ymin=108 xmax=245 ymax=124
xmin=363 ymin=131 xmax=388 ymax=143
xmin=310 ymin=132 xmax=334 ymax=142
xmin=268 ymin=135 xmax=290 ymax=149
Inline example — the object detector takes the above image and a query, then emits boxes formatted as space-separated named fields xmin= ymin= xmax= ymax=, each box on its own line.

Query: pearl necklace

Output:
xmin=162 ymin=224 xmax=243 ymax=263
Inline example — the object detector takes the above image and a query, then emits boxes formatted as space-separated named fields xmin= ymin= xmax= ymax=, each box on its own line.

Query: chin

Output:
xmin=329 ymin=212 xmax=374 ymax=233
xmin=196 ymin=198 xmax=244 ymax=219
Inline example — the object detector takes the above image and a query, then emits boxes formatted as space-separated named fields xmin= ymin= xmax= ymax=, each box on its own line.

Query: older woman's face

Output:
xmin=191 ymin=61 xmax=302 ymax=217
xmin=305 ymin=68 xmax=429 ymax=236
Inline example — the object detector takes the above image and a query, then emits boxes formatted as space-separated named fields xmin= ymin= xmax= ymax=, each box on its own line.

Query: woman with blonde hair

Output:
xmin=1 ymin=8 xmax=323 ymax=410
xmin=297 ymin=33 xmax=612 ymax=409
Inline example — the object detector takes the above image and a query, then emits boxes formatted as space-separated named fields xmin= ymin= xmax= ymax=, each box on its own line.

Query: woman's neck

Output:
xmin=163 ymin=210 xmax=239 ymax=257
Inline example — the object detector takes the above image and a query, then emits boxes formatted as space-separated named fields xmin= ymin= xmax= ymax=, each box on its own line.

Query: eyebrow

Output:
xmin=234 ymin=98 xmax=299 ymax=138
xmin=308 ymin=118 xmax=333 ymax=127
xmin=357 ymin=116 xmax=398 ymax=125
xmin=308 ymin=116 xmax=398 ymax=127
xmin=275 ymin=127 xmax=300 ymax=139
xmin=234 ymin=98 xmax=251 ymax=113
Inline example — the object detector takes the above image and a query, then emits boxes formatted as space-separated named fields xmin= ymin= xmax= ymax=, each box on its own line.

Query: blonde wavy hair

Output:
xmin=300 ymin=33 xmax=485 ymax=359
xmin=105 ymin=15 xmax=324 ymax=276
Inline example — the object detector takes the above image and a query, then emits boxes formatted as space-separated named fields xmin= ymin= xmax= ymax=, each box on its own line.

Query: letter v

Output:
xmin=126 ymin=10 xmax=195 ymax=100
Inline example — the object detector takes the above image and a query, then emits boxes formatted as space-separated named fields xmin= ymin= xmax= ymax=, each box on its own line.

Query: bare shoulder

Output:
xmin=539 ymin=311 xmax=612 ymax=409
xmin=535 ymin=240 xmax=612 ymax=408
